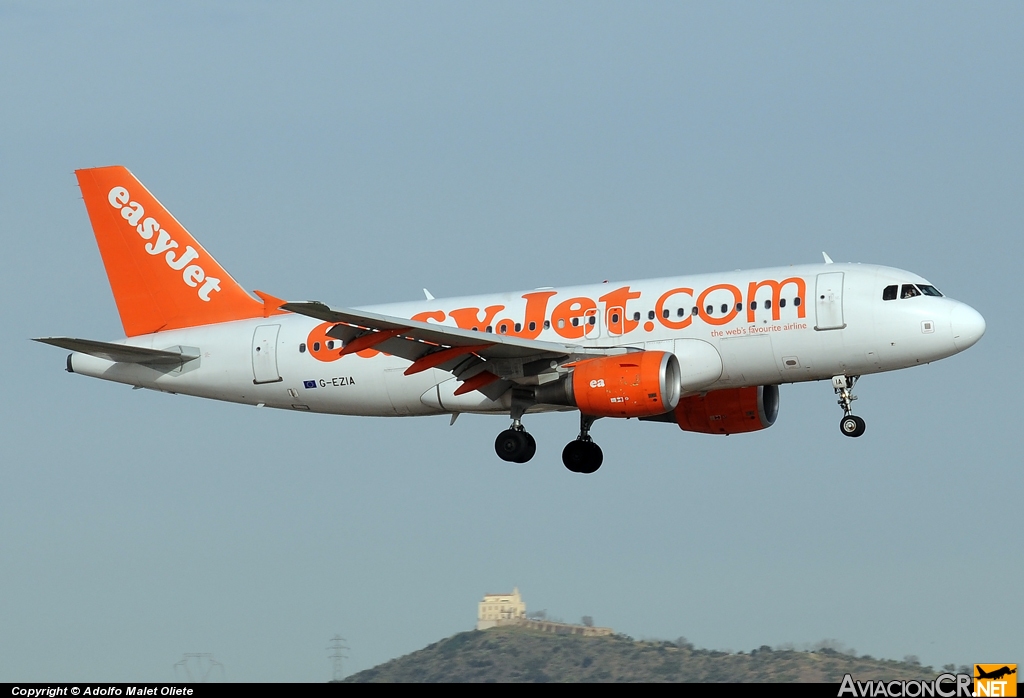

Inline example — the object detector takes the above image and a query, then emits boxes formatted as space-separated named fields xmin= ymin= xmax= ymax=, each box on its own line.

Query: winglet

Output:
xmin=423 ymin=288 xmax=435 ymax=301
xmin=822 ymin=252 xmax=834 ymax=264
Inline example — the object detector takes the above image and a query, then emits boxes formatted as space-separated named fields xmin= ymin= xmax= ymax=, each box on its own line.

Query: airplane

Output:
xmin=36 ymin=166 xmax=987 ymax=474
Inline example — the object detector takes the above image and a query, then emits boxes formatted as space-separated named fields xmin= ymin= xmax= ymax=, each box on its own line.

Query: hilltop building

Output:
xmin=476 ymin=588 xmax=613 ymax=636
xmin=477 ymin=588 xmax=527 ymax=629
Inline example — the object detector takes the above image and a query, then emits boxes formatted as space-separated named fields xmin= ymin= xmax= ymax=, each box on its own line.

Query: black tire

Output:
xmin=578 ymin=442 xmax=603 ymax=473
xmin=562 ymin=440 xmax=603 ymax=473
xmin=516 ymin=432 xmax=537 ymax=463
xmin=562 ymin=440 xmax=586 ymax=472
xmin=840 ymin=415 xmax=866 ymax=438
xmin=495 ymin=429 xmax=528 ymax=461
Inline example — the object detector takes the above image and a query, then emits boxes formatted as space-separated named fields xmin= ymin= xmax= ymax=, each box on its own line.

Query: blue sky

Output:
xmin=1 ymin=1 xmax=1021 ymax=681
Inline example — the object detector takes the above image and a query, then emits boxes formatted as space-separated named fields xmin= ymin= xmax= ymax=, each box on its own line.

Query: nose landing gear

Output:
xmin=833 ymin=375 xmax=866 ymax=438
xmin=562 ymin=414 xmax=603 ymax=474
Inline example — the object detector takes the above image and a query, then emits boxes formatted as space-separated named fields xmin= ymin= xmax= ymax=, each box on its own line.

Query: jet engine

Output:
xmin=641 ymin=385 xmax=779 ymax=434
xmin=534 ymin=351 xmax=681 ymax=418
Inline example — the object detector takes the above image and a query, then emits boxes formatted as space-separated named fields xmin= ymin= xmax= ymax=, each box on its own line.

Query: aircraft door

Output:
xmin=252 ymin=324 xmax=282 ymax=384
xmin=814 ymin=272 xmax=846 ymax=331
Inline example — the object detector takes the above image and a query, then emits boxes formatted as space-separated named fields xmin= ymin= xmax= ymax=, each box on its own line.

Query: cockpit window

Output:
xmin=882 ymin=285 xmax=897 ymax=301
xmin=918 ymin=284 xmax=943 ymax=297
xmin=901 ymin=284 xmax=921 ymax=299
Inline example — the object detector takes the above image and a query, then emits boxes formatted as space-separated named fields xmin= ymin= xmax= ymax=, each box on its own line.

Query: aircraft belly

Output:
xmin=717 ymin=335 xmax=782 ymax=386
xmin=383 ymin=367 xmax=449 ymax=416
xmin=770 ymin=331 xmax=816 ymax=381
xmin=420 ymin=378 xmax=511 ymax=413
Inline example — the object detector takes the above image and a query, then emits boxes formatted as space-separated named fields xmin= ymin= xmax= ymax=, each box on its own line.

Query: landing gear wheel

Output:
xmin=495 ymin=429 xmax=536 ymax=463
xmin=562 ymin=439 xmax=603 ymax=474
xmin=519 ymin=431 xmax=537 ymax=462
xmin=840 ymin=415 xmax=866 ymax=438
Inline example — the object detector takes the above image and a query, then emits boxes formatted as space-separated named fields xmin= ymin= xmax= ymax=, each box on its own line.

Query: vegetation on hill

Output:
xmin=344 ymin=626 xmax=948 ymax=683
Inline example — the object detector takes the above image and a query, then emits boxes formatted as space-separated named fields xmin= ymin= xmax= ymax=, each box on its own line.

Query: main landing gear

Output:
xmin=495 ymin=422 xmax=537 ymax=463
xmin=492 ymin=412 xmax=604 ymax=473
xmin=561 ymin=414 xmax=603 ymax=474
xmin=495 ymin=395 xmax=538 ymax=463
xmin=833 ymin=374 xmax=866 ymax=438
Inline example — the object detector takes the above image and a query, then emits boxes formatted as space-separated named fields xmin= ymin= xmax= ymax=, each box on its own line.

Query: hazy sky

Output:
xmin=2 ymin=1 xmax=1021 ymax=682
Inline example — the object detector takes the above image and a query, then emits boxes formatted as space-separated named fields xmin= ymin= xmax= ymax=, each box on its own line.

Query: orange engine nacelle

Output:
xmin=666 ymin=385 xmax=779 ymax=434
xmin=568 ymin=351 xmax=681 ymax=418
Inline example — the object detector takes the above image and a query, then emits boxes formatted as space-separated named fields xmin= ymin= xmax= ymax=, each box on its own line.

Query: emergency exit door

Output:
xmin=814 ymin=272 xmax=846 ymax=331
xmin=252 ymin=324 xmax=282 ymax=384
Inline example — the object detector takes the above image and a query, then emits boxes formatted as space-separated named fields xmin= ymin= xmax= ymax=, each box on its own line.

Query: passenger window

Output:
xmin=764 ymin=299 xmax=771 ymax=310
xmin=779 ymin=298 xmax=786 ymax=308
xmin=736 ymin=303 xmax=742 ymax=312
xmin=691 ymin=307 xmax=698 ymax=316
xmin=633 ymin=312 xmax=641 ymax=322
xmin=557 ymin=319 xmax=564 ymax=329
xmin=901 ymin=284 xmax=921 ymax=299
xmin=662 ymin=308 xmax=670 ymax=319
xmin=794 ymin=297 xmax=802 ymax=306
xmin=313 ymin=342 xmax=321 ymax=352
xmin=588 ymin=316 xmax=596 ymax=326
xmin=918 ymin=284 xmax=943 ymax=297
xmin=299 ymin=343 xmax=306 ymax=353
xmin=486 ymin=325 xmax=494 ymax=333
xmin=705 ymin=305 xmax=713 ymax=315
xmin=571 ymin=317 xmax=579 ymax=327
xmin=676 ymin=308 xmax=685 ymax=317
xmin=528 ymin=321 xmax=536 ymax=331
xmin=750 ymin=301 xmax=757 ymax=310
xmin=648 ymin=310 xmax=656 ymax=320
xmin=720 ymin=304 xmax=728 ymax=314
xmin=544 ymin=320 xmax=551 ymax=330
xmin=611 ymin=313 xmax=620 ymax=324
xmin=514 ymin=323 xmax=522 ymax=332
xmin=327 ymin=340 xmax=334 ymax=350
xmin=882 ymin=285 xmax=898 ymax=301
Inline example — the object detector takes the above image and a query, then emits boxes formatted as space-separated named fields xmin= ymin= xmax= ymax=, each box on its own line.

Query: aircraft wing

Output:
xmin=281 ymin=301 xmax=632 ymax=397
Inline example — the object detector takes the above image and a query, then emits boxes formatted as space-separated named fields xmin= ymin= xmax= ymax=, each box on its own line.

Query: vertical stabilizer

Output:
xmin=76 ymin=166 xmax=268 ymax=336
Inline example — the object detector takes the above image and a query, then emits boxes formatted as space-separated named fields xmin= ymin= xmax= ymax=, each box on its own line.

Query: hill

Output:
xmin=344 ymin=626 xmax=945 ymax=682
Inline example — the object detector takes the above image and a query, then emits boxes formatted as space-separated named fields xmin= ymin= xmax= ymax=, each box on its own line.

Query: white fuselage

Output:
xmin=68 ymin=263 xmax=985 ymax=418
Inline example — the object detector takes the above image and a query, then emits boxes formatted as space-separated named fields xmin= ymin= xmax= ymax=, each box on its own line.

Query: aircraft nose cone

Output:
xmin=951 ymin=303 xmax=986 ymax=351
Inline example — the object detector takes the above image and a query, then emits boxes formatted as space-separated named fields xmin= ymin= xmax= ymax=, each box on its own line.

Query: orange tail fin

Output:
xmin=76 ymin=166 xmax=272 ymax=336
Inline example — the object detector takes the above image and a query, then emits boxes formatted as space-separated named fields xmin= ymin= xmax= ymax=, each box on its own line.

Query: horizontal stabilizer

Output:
xmin=33 ymin=337 xmax=198 ymax=365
